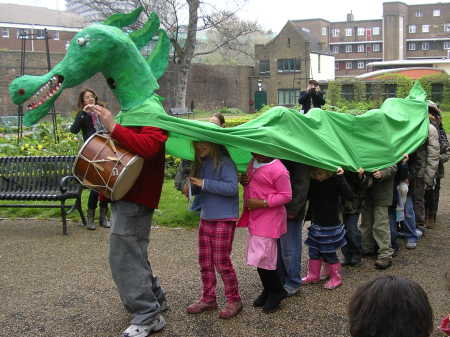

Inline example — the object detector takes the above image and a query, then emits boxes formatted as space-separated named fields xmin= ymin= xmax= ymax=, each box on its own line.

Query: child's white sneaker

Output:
xmin=122 ymin=315 xmax=165 ymax=337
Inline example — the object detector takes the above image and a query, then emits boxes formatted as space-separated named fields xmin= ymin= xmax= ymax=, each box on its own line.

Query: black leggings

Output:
xmin=87 ymin=190 xmax=108 ymax=210
xmin=257 ymin=268 xmax=284 ymax=292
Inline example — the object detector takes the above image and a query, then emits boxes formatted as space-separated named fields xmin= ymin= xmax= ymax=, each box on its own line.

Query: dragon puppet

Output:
xmin=9 ymin=8 xmax=430 ymax=172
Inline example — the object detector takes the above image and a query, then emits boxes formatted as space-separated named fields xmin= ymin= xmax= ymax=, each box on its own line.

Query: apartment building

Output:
xmin=0 ymin=3 xmax=84 ymax=53
xmin=286 ymin=1 xmax=450 ymax=77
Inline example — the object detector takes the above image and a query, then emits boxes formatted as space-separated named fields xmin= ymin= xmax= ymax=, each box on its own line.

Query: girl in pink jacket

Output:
xmin=238 ymin=153 xmax=292 ymax=313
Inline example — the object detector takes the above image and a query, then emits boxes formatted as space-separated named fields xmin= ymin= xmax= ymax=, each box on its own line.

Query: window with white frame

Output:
xmin=444 ymin=24 xmax=450 ymax=32
xmin=345 ymin=28 xmax=353 ymax=36
xmin=1 ymin=28 xmax=9 ymax=38
xmin=277 ymin=58 xmax=300 ymax=72
xmin=408 ymin=42 xmax=416 ymax=51
xmin=372 ymin=27 xmax=380 ymax=35
xmin=422 ymin=42 xmax=430 ymax=50
xmin=433 ymin=9 xmax=440 ymax=16
xmin=35 ymin=29 xmax=45 ymax=39
xmin=409 ymin=25 xmax=416 ymax=33
xmin=53 ymin=31 xmax=59 ymax=40
xmin=444 ymin=41 xmax=450 ymax=50
xmin=345 ymin=45 xmax=353 ymax=53
xmin=422 ymin=25 xmax=430 ymax=33
xmin=345 ymin=62 xmax=353 ymax=69
xmin=416 ymin=10 xmax=423 ymax=17
xmin=321 ymin=27 xmax=327 ymax=36
xmin=357 ymin=44 xmax=364 ymax=52
xmin=331 ymin=28 xmax=340 ymax=37
xmin=357 ymin=61 xmax=365 ymax=69
xmin=373 ymin=43 xmax=380 ymax=52
xmin=335 ymin=62 xmax=340 ymax=71
xmin=332 ymin=45 xmax=339 ymax=54
xmin=16 ymin=28 xmax=30 ymax=39
xmin=277 ymin=89 xmax=300 ymax=105
xmin=357 ymin=27 xmax=365 ymax=36
xmin=259 ymin=60 xmax=270 ymax=74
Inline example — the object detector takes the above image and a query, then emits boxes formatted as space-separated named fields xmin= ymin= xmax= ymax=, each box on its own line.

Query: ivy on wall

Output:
xmin=324 ymin=73 xmax=450 ymax=110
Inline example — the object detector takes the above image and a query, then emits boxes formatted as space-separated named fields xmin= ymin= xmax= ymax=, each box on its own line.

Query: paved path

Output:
xmin=1 ymin=166 xmax=449 ymax=337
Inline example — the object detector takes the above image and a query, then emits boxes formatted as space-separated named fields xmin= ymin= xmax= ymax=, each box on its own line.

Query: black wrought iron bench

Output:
xmin=0 ymin=156 xmax=86 ymax=235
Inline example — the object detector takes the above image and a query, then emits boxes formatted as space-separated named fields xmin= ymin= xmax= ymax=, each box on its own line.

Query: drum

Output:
xmin=73 ymin=133 xmax=144 ymax=201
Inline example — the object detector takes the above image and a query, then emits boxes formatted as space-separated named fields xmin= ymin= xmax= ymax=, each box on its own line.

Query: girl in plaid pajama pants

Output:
xmin=185 ymin=141 xmax=242 ymax=319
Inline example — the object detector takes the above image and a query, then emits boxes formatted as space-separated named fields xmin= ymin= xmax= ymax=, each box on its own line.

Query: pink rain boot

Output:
xmin=324 ymin=263 xmax=342 ymax=289
xmin=320 ymin=262 xmax=330 ymax=281
xmin=301 ymin=259 xmax=322 ymax=284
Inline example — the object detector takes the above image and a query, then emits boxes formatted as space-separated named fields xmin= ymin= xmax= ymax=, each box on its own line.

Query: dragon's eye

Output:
xmin=77 ymin=37 xmax=87 ymax=46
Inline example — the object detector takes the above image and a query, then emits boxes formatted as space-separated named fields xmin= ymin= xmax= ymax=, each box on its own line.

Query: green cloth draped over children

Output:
xmin=115 ymin=81 xmax=429 ymax=172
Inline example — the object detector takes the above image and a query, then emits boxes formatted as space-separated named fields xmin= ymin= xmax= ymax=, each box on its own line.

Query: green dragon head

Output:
xmin=8 ymin=7 xmax=170 ymax=126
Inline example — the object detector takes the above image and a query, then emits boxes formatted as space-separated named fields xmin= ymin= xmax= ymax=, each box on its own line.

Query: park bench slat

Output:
xmin=0 ymin=155 xmax=86 ymax=234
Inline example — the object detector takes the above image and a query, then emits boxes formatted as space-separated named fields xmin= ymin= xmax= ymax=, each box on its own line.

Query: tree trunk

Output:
xmin=173 ymin=0 xmax=199 ymax=109
xmin=173 ymin=62 xmax=190 ymax=108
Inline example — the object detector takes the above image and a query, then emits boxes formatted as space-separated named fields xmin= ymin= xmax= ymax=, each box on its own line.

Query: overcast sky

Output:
xmin=0 ymin=0 xmax=445 ymax=32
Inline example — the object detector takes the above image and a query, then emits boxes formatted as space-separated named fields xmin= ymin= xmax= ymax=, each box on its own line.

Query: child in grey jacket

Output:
xmin=185 ymin=141 xmax=242 ymax=319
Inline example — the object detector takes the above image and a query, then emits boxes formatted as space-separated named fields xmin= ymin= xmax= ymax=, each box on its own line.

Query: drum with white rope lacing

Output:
xmin=73 ymin=133 xmax=143 ymax=201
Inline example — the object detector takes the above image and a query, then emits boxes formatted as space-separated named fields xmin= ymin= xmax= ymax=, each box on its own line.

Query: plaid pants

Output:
xmin=198 ymin=219 xmax=241 ymax=303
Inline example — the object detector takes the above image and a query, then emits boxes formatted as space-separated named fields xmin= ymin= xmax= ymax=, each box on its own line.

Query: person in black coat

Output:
xmin=298 ymin=79 xmax=325 ymax=113
xmin=70 ymin=89 xmax=110 ymax=230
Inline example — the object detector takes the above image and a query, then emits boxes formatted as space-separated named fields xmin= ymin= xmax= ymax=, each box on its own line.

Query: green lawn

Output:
xmin=0 ymin=179 xmax=245 ymax=229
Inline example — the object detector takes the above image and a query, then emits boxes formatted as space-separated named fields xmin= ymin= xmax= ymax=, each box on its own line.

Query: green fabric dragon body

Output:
xmin=9 ymin=8 xmax=429 ymax=172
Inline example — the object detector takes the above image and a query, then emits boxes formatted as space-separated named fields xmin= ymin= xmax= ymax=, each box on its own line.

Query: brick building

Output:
xmin=254 ymin=21 xmax=334 ymax=106
xmin=0 ymin=3 xmax=85 ymax=53
xmin=283 ymin=1 xmax=450 ymax=78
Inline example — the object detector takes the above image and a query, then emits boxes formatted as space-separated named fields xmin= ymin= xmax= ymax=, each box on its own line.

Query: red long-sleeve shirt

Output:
xmin=111 ymin=124 xmax=168 ymax=209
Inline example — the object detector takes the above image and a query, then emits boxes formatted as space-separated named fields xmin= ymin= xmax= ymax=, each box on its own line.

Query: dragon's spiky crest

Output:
xmin=102 ymin=7 xmax=143 ymax=28
xmin=129 ymin=12 xmax=160 ymax=49
xmin=147 ymin=29 xmax=171 ymax=80
xmin=102 ymin=8 xmax=170 ymax=80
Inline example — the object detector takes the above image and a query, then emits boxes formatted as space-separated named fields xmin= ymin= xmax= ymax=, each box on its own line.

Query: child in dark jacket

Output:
xmin=185 ymin=141 xmax=242 ymax=319
xmin=303 ymin=167 xmax=353 ymax=290
xmin=342 ymin=169 xmax=370 ymax=267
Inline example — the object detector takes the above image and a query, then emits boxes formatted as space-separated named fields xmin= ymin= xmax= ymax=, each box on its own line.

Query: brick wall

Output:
xmin=0 ymin=50 xmax=254 ymax=117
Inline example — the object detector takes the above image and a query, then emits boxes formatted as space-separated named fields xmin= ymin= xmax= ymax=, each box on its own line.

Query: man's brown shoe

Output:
xmin=186 ymin=300 xmax=217 ymax=314
xmin=375 ymin=257 xmax=392 ymax=270
xmin=219 ymin=301 xmax=243 ymax=319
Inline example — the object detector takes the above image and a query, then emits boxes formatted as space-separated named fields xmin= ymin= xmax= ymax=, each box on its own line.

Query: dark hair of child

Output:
xmin=348 ymin=275 xmax=433 ymax=337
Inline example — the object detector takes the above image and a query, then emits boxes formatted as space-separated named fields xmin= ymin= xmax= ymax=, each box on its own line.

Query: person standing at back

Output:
xmin=298 ymin=80 xmax=325 ymax=114
xmin=70 ymin=89 xmax=111 ymax=230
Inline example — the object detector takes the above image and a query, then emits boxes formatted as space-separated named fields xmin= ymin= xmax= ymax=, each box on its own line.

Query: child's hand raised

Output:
xmin=189 ymin=177 xmax=203 ymax=187
xmin=240 ymin=173 xmax=249 ymax=186
xmin=182 ymin=183 xmax=189 ymax=198
xmin=336 ymin=167 xmax=344 ymax=175
xmin=246 ymin=198 xmax=267 ymax=210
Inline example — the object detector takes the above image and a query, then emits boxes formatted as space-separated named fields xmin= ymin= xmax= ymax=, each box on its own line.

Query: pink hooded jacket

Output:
xmin=238 ymin=159 xmax=292 ymax=238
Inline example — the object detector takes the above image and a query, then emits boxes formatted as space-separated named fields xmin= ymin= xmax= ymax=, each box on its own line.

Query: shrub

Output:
xmin=217 ymin=107 xmax=244 ymax=115
xmin=326 ymin=81 xmax=342 ymax=106
xmin=0 ymin=117 xmax=80 ymax=157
